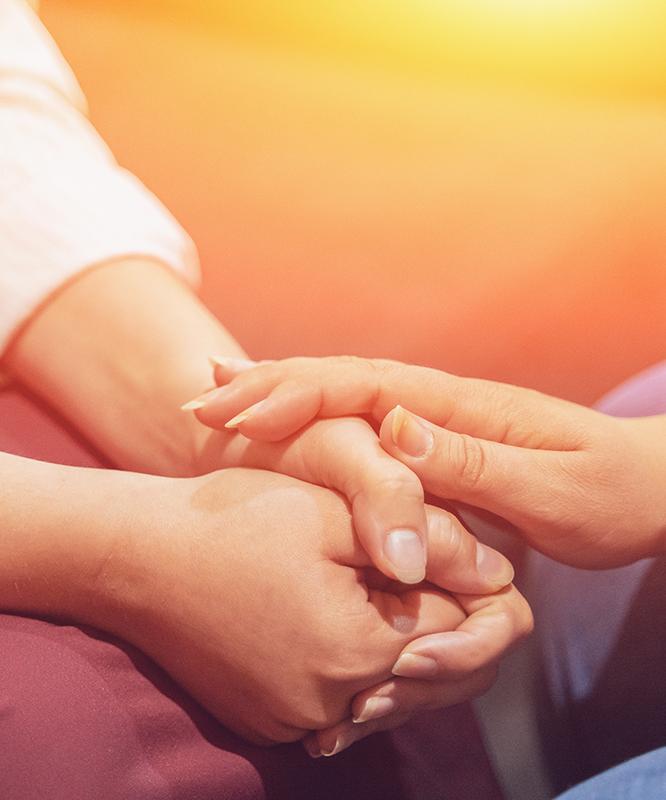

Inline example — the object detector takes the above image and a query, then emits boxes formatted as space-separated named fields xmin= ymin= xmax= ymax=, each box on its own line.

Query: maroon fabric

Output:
xmin=0 ymin=386 xmax=502 ymax=800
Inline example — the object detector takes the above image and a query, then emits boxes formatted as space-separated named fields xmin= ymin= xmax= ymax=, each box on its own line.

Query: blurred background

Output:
xmin=41 ymin=0 xmax=666 ymax=408
xmin=35 ymin=5 xmax=666 ymax=796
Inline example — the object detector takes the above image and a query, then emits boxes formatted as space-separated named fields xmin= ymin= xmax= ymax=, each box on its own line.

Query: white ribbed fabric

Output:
xmin=0 ymin=0 xmax=200 ymax=356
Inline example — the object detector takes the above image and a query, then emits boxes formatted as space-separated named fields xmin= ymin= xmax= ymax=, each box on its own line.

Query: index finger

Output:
xmin=191 ymin=355 xmax=592 ymax=449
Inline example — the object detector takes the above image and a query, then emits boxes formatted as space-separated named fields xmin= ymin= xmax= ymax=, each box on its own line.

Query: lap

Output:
xmin=0 ymin=597 xmax=500 ymax=800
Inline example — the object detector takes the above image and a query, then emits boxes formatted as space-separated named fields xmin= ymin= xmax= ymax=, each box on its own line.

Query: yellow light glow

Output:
xmin=132 ymin=0 xmax=666 ymax=101
xmin=416 ymin=0 xmax=618 ymax=27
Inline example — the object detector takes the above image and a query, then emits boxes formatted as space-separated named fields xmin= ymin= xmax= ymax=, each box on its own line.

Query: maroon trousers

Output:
xmin=0 ymin=387 xmax=501 ymax=800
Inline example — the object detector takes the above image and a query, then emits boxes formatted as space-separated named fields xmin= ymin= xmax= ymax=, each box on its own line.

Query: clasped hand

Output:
xmin=181 ymin=352 xmax=666 ymax=753
xmin=93 ymin=467 xmax=529 ymax=758
xmin=179 ymin=359 xmax=537 ymax=755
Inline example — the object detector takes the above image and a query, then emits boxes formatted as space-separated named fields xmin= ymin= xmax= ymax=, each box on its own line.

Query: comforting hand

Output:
xmin=84 ymin=467 xmax=530 ymax=747
xmin=184 ymin=392 xmax=514 ymax=592
xmin=194 ymin=355 xmax=666 ymax=568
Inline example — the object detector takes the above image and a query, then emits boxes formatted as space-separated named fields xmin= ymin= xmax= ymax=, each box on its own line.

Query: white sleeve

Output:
xmin=0 ymin=0 xmax=201 ymax=356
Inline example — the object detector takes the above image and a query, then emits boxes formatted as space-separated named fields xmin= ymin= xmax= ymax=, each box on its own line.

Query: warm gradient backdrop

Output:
xmin=41 ymin=0 xmax=666 ymax=404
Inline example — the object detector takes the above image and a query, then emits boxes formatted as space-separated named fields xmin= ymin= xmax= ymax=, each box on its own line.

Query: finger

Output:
xmin=310 ymin=586 xmax=527 ymax=757
xmin=182 ymin=362 xmax=283 ymax=420
xmin=303 ymin=709 xmax=413 ymax=758
xmin=187 ymin=375 xmax=326 ymax=442
xmin=351 ymin=666 xmax=497 ymax=724
xmin=209 ymin=355 xmax=263 ymax=382
xmin=301 ymin=418 xmax=429 ymax=584
xmin=391 ymin=584 xmax=534 ymax=680
xmin=424 ymin=505 xmax=514 ymax=593
xmin=188 ymin=356 xmax=594 ymax=449
xmin=367 ymin=583 xmax=466 ymax=649
xmin=196 ymin=412 xmax=512 ymax=591
xmin=305 ymin=668 xmax=496 ymax=757
xmin=207 ymin=416 xmax=430 ymax=583
xmin=220 ymin=380 xmax=325 ymax=442
xmin=379 ymin=405 xmax=573 ymax=531
xmin=185 ymin=356 xmax=387 ymax=439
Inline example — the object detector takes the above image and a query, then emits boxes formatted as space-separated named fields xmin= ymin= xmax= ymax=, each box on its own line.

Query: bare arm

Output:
xmin=3 ymin=258 xmax=245 ymax=476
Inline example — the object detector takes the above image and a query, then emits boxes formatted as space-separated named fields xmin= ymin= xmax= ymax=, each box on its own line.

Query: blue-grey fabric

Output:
xmin=555 ymin=747 xmax=666 ymax=800
xmin=529 ymin=361 xmax=666 ymax=792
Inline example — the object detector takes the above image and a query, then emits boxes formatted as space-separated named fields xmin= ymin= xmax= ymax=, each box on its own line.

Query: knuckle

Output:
xmin=448 ymin=433 xmax=487 ymax=493
xmin=333 ymin=354 xmax=375 ymax=372
xmin=443 ymin=512 xmax=474 ymax=559
xmin=430 ymin=512 xmax=470 ymax=569
xmin=496 ymin=594 xmax=534 ymax=641
xmin=370 ymin=473 xmax=424 ymax=503
xmin=488 ymin=607 xmax=516 ymax=639
xmin=516 ymin=600 xmax=535 ymax=639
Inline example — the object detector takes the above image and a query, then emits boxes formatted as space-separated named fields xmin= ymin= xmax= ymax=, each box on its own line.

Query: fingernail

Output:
xmin=384 ymin=529 xmax=426 ymax=584
xmin=390 ymin=406 xmax=434 ymax=458
xmin=321 ymin=733 xmax=355 ymax=757
xmin=475 ymin=542 xmax=514 ymax=586
xmin=181 ymin=398 xmax=207 ymax=411
xmin=224 ymin=400 xmax=266 ymax=429
xmin=392 ymin=653 xmax=439 ymax=678
xmin=209 ymin=355 xmax=257 ymax=370
xmin=353 ymin=696 xmax=397 ymax=724
xmin=180 ymin=387 xmax=219 ymax=412
xmin=320 ymin=737 xmax=340 ymax=757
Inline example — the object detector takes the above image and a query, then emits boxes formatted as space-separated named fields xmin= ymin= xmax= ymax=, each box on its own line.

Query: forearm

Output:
xmin=0 ymin=450 xmax=119 ymax=618
xmin=3 ymin=258 xmax=241 ymax=476
xmin=0 ymin=6 xmax=234 ymax=475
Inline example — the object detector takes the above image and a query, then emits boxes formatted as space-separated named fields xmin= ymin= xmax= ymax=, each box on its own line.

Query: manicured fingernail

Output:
xmin=390 ymin=406 xmax=434 ymax=458
xmin=320 ymin=738 xmax=339 ymax=757
xmin=392 ymin=653 xmax=439 ymax=678
xmin=181 ymin=398 xmax=207 ymax=411
xmin=209 ymin=355 xmax=257 ymax=370
xmin=384 ymin=529 xmax=426 ymax=584
xmin=180 ymin=387 xmax=219 ymax=411
xmin=224 ymin=400 xmax=266 ymax=429
xmin=321 ymin=733 xmax=356 ymax=757
xmin=476 ymin=542 xmax=514 ymax=586
xmin=353 ymin=696 xmax=397 ymax=724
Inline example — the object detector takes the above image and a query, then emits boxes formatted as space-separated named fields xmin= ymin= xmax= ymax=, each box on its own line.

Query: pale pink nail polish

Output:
xmin=392 ymin=653 xmax=439 ymax=678
xmin=353 ymin=696 xmax=397 ymax=724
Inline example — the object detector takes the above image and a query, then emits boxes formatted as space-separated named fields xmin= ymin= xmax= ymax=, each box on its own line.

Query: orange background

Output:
xmin=41 ymin=0 xmax=666 ymax=404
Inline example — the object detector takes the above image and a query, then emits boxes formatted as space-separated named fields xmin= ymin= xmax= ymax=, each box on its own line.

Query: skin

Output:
xmin=0 ymin=452 xmax=483 ymax=744
xmin=194 ymin=354 xmax=666 ymax=568
xmin=1 ymin=259 xmax=533 ymax=755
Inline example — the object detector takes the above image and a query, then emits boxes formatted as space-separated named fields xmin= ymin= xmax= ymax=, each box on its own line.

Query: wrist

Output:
xmin=67 ymin=469 xmax=191 ymax=638
xmin=4 ymin=257 xmax=247 ymax=477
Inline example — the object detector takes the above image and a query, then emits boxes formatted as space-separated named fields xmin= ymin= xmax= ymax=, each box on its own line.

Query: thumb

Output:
xmin=424 ymin=505 xmax=514 ymax=593
xmin=380 ymin=406 xmax=559 ymax=529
